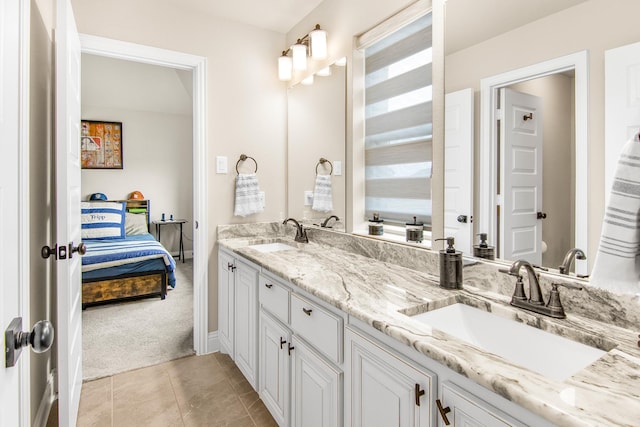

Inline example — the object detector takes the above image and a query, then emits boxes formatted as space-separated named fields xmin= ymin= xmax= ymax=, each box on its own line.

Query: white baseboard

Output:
xmin=33 ymin=370 xmax=56 ymax=427
xmin=207 ymin=330 xmax=220 ymax=353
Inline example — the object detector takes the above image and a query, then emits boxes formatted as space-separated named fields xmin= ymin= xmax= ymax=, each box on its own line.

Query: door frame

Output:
xmin=79 ymin=34 xmax=209 ymax=354
xmin=479 ymin=50 xmax=588 ymax=275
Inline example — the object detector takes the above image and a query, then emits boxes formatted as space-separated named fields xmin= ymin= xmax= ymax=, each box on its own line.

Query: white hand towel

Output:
xmin=234 ymin=173 xmax=264 ymax=217
xmin=590 ymin=133 xmax=640 ymax=295
xmin=312 ymin=174 xmax=333 ymax=212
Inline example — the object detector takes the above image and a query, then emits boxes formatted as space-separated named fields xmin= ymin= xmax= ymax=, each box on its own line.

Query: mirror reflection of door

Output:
xmin=498 ymin=74 xmax=575 ymax=267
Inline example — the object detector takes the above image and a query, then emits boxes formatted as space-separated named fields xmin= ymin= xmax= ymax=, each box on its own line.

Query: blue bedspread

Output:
xmin=82 ymin=234 xmax=176 ymax=288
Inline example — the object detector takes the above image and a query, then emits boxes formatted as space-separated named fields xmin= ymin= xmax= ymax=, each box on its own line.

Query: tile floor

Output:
xmin=77 ymin=352 xmax=277 ymax=427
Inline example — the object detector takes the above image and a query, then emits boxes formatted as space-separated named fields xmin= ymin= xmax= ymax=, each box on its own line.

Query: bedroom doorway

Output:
xmin=77 ymin=36 xmax=209 ymax=378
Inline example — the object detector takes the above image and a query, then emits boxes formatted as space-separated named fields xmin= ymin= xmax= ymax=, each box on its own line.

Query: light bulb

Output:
xmin=291 ymin=43 xmax=307 ymax=70
xmin=278 ymin=54 xmax=292 ymax=81
xmin=310 ymin=25 xmax=327 ymax=59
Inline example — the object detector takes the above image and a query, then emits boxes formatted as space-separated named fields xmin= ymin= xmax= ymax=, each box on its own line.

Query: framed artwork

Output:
xmin=81 ymin=120 xmax=123 ymax=169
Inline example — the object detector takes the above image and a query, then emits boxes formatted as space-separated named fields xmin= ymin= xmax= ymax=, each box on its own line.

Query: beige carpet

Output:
xmin=82 ymin=259 xmax=194 ymax=381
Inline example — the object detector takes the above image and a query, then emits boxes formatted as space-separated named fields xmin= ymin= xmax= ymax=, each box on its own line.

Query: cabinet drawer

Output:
xmin=290 ymin=293 xmax=342 ymax=363
xmin=259 ymin=274 xmax=289 ymax=323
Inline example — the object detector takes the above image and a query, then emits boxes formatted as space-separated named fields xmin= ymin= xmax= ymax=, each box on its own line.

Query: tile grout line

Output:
xmin=164 ymin=363 xmax=187 ymax=426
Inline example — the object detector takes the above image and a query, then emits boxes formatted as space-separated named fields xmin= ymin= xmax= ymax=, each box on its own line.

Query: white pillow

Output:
xmin=81 ymin=201 xmax=126 ymax=239
xmin=125 ymin=212 xmax=149 ymax=235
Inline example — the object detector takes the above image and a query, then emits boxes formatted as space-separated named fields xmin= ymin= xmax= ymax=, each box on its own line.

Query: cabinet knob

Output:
xmin=436 ymin=399 xmax=451 ymax=425
xmin=415 ymin=383 xmax=425 ymax=406
xmin=280 ymin=337 xmax=286 ymax=349
xmin=302 ymin=308 xmax=313 ymax=316
xmin=265 ymin=283 xmax=273 ymax=289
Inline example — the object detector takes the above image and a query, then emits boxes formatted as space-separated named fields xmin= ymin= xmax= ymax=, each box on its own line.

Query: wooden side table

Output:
xmin=152 ymin=219 xmax=187 ymax=262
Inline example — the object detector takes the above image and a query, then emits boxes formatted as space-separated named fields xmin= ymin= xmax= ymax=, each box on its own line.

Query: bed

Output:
xmin=81 ymin=199 xmax=177 ymax=309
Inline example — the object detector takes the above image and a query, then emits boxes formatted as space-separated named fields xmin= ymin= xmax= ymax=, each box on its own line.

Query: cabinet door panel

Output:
xmin=291 ymin=336 xmax=342 ymax=427
xmin=346 ymin=327 xmax=434 ymax=427
xmin=440 ymin=382 xmax=525 ymax=427
xmin=259 ymin=311 xmax=290 ymax=426
xmin=218 ymin=251 xmax=235 ymax=356
xmin=234 ymin=260 xmax=259 ymax=389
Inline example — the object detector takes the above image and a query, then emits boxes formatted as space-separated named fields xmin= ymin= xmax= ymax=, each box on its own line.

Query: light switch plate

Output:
xmin=216 ymin=156 xmax=228 ymax=174
xmin=304 ymin=191 xmax=314 ymax=206
xmin=334 ymin=160 xmax=342 ymax=176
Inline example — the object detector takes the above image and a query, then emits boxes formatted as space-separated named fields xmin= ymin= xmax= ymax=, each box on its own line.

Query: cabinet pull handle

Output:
xmin=227 ymin=262 xmax=236 ymax=272
xmin=265 ymin=283 xmax=273 ymax=289
xmin=288 ymin=343 xmax=295 ymax=356
xmin=415 ymin=383 xmax=425 ymax=406
xmin=436 ymin=399 xmax=451 ymax=425
xmin=280 ymin=337 xmax=286 ymax=349
xmin=302 ymin=308 xmax=313 ymax=316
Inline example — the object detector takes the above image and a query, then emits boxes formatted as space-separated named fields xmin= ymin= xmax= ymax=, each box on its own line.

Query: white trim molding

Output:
xmin=207 ymin=331 xmax=220 ymax=354
xmin=33 ymin=370 xmax=56 ymax=427
xmin=479 ymin=50 xmax=589 ymax=275
xmin=79 ymin=34 xmax=210 ymax=355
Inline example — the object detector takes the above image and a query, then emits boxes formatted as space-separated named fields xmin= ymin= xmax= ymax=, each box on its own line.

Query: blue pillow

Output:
xmin=81 ymin=201 xmax=126 ymax=239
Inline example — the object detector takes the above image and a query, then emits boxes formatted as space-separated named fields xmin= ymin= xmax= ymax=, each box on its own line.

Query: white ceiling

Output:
xmin=165 ymin=0 xmax=325 ymax=33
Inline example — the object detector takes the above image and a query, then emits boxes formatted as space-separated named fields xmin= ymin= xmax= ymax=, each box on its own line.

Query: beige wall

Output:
xmin=445 ymin=0 xmax=640 ymax=264
xmin=70 ymin=0 xmax=288 ymax=331
xmin=30 ymin=0 xmax=55 ymax=422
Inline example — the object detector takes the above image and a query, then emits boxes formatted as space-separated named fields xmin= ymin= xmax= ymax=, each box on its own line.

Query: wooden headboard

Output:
xmin=115 ymin=199 xmax=151 ymax=232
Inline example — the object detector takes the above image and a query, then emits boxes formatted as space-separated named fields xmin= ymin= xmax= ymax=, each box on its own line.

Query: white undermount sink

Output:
xmin=411 ymin=303 xmax=606 ymax=381
xmin=248 ymin=242 xmax=298 ymax=253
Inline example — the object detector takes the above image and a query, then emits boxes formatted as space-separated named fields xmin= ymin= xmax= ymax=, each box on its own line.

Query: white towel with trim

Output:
xmin=234 ymin=173 xmax=264 ymax=217
xmin=590 ymin=133 xmax=640 ymax=295
xmin=312 ymin=174 xmax=333 ymax=212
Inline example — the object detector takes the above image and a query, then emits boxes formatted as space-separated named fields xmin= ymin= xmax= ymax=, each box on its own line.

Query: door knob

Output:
xmin=537 ymin=211 xmax=547 ymax=219
xmin=5 ymin=318 xmax=54 ymax=367
xmin=41 ymin=244 xmax=57 ymax=259
xmin=70 ymin=242 xmax=86 ymax=258
xmin=456 ymin=215 xmax=468 ymax=223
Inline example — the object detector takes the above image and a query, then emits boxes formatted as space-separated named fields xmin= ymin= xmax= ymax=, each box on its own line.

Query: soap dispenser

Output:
xmin=435 ymin=237 xmax=463 ymax=289
xmin=473 ymin=233 xmax=495 ymax=260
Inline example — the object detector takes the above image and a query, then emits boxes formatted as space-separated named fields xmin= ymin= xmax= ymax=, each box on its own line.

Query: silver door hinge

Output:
xmin=496 ymin=108 xmax=504 ymax=120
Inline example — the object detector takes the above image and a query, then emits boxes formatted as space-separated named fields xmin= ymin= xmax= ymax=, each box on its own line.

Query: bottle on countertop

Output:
xmin=405 ymin=216 xmax=424 ymax=243
xmin=473 ymin=233 xmax=495 ymax=260
xmin=435 ymin=237 xmax=463 ymax=290
xmin=368 ymin=212 xmax=384 ymax=235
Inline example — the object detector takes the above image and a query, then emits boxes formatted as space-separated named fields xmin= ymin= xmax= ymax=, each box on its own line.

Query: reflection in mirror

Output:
xmin=444 ymin=0 xmax=591 ymax=275
xmin=287 ymin=61 xmax=346 ymax=229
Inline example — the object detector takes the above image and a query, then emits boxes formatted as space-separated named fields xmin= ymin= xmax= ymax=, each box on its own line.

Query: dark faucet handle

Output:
xmin=498 ymin=268 xmax=519 ymax=277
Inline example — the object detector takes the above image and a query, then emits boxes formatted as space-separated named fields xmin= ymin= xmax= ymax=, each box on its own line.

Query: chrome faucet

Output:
xmin=558 ymin=248 xmax=586 ymax=275
xmin=282 ymin=218 xmax=308 ymax=243
xmin=500 ymin=259 xmax=582 ymax=319
xmin=320 ymin=215 xmax=339 ymax=228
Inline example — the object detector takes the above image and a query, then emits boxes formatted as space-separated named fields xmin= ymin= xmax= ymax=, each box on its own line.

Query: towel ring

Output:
xmin=315 ymin=158 xmax=333 ymax=175
xmin=236 ymin=154 xmax=258 ymax=174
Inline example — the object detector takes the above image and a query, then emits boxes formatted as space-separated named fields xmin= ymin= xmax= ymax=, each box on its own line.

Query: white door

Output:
xmin=605 ymin=41 xmax=640 ymax=199
xmin=218 ymin=251 xmax=235 ymax=356
xmin=290 ymin=336 xmax=341 ymax=427
xmin=234 ymin=260 xmax=259 ymax=389
xmin=259 ymin=311 xmax=291 ymax=427
xmin=500 ymin=88 xmax=544 ymax=265
xmin=55 ymin=0 xmax=83 ymax=425
xmin=1 ymin=0 xmax=30 ymax=425
xmin=444 ymin=88 xmax=474 ymax=255
xmin=345 ymin=328 xmax=433 ymax=427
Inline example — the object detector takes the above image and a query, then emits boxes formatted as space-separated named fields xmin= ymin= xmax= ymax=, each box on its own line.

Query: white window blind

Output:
xmin=364 ymin=13 xmax=433 ymax=227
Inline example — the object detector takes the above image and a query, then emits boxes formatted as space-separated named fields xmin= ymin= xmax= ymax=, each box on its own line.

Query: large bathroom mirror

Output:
xmin=287 ymin=62 xmax=346 ymax=228
xmin=443 ymin=0 xmax=628 ymax=275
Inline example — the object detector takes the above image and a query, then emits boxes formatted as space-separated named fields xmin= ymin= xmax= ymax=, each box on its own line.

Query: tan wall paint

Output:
xmin=445 ymin=0 xmax=640 ymax=264
xmin=70 ymin=0 xmax=288 ymax=332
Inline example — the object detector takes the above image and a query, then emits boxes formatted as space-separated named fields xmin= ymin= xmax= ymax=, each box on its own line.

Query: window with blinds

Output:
xmin=364 ymin=13 xmax=433 ymax=228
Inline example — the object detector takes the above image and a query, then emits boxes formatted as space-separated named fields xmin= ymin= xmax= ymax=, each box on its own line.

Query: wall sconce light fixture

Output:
xmin=278 ymin=24 xmax=327 ymax=81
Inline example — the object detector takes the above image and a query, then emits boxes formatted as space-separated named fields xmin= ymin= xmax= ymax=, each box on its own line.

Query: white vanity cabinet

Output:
xmin=345 ymin=326 xmax=436 ymax=427
xmin=258 ymin=271 xmax=344 ymax=427
xmin=218 ymin=249 xmax=260 ymax=389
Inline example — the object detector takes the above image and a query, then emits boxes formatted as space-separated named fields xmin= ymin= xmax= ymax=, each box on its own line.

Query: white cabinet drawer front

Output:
xmin=290 ymin=293 xmax=342 ymax=363
xmin=259 ymin=274 xmax=289 ymax=323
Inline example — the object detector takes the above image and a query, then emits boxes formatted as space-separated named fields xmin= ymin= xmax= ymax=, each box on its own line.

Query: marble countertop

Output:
xmin=219 ymin=236 xmax=640 ymax=427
